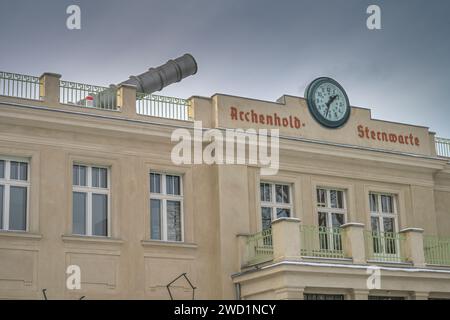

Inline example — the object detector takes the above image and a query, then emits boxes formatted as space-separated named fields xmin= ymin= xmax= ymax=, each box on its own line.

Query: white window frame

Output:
xmin=0 ymin=157 xmax=30 ymax=232
xmin=315 ymin=187 xmax=347 ymax=251
xmin=315 ymin=187 xmax=347 ymax=227
xmin=260 ymin=182 xmax=293 ymax=229
xmin=369 ymin=192 xmax=399 ymax=257
xmin=149 ymin=172 xmax=184 ymax=242
xmin=72 ymin=164 xmax=110 ymax=237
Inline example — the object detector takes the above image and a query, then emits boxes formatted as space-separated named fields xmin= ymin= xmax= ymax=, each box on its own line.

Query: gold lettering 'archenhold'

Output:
xmin=230 ymin=106 xmax=304 ymax=129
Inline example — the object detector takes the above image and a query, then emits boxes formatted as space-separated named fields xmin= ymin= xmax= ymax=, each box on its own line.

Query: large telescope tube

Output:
xmin=91 ymin=53 xmax=197 ymax=108
xmin=121 ymin=53 xmax=197 ymax=94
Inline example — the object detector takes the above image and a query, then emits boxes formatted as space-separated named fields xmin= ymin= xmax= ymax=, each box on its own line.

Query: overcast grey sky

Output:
xmin=1 ymin=0 xmax=449 ymax=137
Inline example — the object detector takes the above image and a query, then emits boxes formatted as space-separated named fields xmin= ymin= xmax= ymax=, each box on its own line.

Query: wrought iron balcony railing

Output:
xmin=245 ymin=229 xmax=273 ymax=265
xmin=364 ymin=230 xmax=407 ymax=263
xmin=243 ymin=225 xmax=450 ymax=268
xmin=424 ymin=236 xmax=450 ymax=266
xmin=300 ymin=225 xmax=345 ymax=259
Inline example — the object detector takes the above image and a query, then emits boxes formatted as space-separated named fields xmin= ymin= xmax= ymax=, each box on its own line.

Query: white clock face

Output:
xmin=313 ymin=82 xmax=348 ymax=122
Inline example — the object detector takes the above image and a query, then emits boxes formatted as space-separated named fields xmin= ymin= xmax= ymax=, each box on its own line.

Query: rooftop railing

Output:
xmin=60 ymin=80 xmax=117 ymax=110
xmin=424 ymin=236 xmax=450 ymax=266
xmin=0 ymin=70 xmax=192 ymax=120
xmin=136 ymin=92 xmax=191 ymax=121
xmin=436 ymin=137 xmax=450 ymax=158
xmin=0 ymin=71 xmax=41 ymax=100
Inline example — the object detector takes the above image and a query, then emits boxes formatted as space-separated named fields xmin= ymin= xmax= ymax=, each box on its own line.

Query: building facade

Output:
xmin=0 ymin=71 xmax=450 ymax=299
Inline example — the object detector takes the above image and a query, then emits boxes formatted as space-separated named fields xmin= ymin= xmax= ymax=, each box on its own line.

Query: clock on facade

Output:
xmin=305 ymin=77 xmax=350 ymax=128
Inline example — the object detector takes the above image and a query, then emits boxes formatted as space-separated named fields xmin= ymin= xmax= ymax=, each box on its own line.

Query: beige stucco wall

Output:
xmin=0 ymin=84 xmax=450 ymax=299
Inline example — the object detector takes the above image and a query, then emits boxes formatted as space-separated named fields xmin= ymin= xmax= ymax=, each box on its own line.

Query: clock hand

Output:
xmin=325 ymin=95 xmax=338 ymax=118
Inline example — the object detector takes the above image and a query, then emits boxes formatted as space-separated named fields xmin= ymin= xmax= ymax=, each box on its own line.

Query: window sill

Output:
xmin=141 ymin=240 xmax=198 ymax=249
xmin=61 ymin=234 xmax=124 ymax=245
xmin=0 ymin=230 xmax=42 ymax=240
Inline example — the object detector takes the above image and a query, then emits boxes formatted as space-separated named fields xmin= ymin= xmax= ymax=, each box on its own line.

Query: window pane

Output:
xmin=92 ymin=194 xmax=107 ymax=236
xmin=150 ymin=173 xmax=161 ymax=193
xmin=173 ymin=176 xmax=180 ymax=195
xmin=9 ymin=186 xmax=27 ymax=231
xmin=371 ymin=217 xmax=382 ymax=254
xmin=261 ymin=207 xmax=272 ymax=230
xmin=331 ymin=213 xmax=345 ymax=227
xmin=381 ymin=195 xmax=393 ymax=213
xmin=166 ymin=175 xmax=173 ymax=194
xmin=92 ymin=168 xmax=99 ymax=188
xmin=369 ymin=193 xmax=378 ymax=212
xmin=19 ymin=162 xmax=27 ymax=181
xmin=383 ymin=217 xmax=395 ymax=233
xmin=166 ymin=175 xmax=181 ymax=195
xmin=0 ymin=160 xmax=4 ymax=179
xmin=371 ymin=217 xmax=380 ymax=232
xmin=369 ymin=296 xmax=405 ymax=300
xmin=167 ymin=200 xmax=181 ymax=241
xmin=276 ymin=185 xmax=289 ymax=204
xmin=0 ymin=185 xmax=3 ymax=229
xmin=336 ymin=191 xmax=343 ymax=209
xmin=73 ymin=165 xmax=79 ymax=185
xmin=150 ymin=199 xmax=161 ymax=240
xmin=260 ymin=183 xmax=271 ymax=202
xmin=383 ymin=217 xmax=397 ymax=254
xmin=317 ymin=189 xmax=326 ymax=207
xmin=318 ymin=212 xmax=329 ymax=250
xmin=330 ymin=190 xmax=343 ymax=208
xmin=10 ymin=161 xmax=18 ymax=180
xmin=276 ymin=208 xmax=290 ymax=219
xmin=304 ymin=294 xmax=344 ymax=300
xmin=99 ymin=168 xmax=107 ymax=188
xmin=72 ymin=192 xmax=86 ymax=235
xmin=318 ymin=212 xmax=327 ymax=227
xmin=79 ymin=166 xmax=86 ymax=186
xmin=73 ymin=165 xmax=87 ymax=186
xmin=275 ymin=185 xmax=282 ymax=203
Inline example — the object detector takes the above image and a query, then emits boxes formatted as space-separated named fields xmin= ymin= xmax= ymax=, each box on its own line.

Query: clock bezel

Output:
xmin=305 ymin=77 xmax=351 ymax=129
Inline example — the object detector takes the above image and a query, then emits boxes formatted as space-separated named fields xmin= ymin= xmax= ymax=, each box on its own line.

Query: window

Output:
xmin=304 ymin=294 xmax=345 ymax=300
xmin=0 ymin=159 xmax=29 ymax=231
xmin=150 ymin=173 xmax=183 ymax=242
xmin=260 ymin=182 xmax=292 ymax=230
xmin=369 ymin=193 xmax=398 ymax=256
xmin=316 ymin=188 xmax=347 ymax=251
xmin=368 ymin=296 xmax=404 ymax=300
xmin=72 ymin=164 xmax=109 ymax=236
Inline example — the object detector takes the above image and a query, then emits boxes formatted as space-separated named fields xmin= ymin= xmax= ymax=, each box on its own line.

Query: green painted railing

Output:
xmin=246 ymin=229 xmax=273 ymax=265
xmin=364 ymin=230 xmax=406 ymax=263
xmin=60 ymin=80 xmax=117 ymax=110
xmin=300 ymin=225 xmax=345 ymax=259
xmin=136 ymin=92 xmax=192 ymax=121
xmin=424 ymin=236 xmax=450 ymax=266
xmin=0 ymin=71 xmax=41 ymax=100
xmin=436 ymin=137 xmax=450 ymax=158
